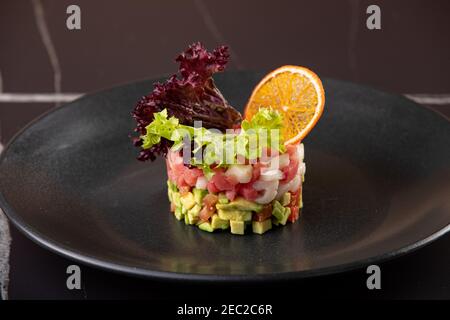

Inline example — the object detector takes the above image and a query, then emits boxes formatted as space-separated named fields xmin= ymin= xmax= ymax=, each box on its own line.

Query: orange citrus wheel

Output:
xmin=244 ymin=65 xmax=325 ymax=145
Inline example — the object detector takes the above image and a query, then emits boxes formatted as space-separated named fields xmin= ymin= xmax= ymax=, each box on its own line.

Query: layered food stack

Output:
xmin=132 ymin=43 xmax=324 ymax=235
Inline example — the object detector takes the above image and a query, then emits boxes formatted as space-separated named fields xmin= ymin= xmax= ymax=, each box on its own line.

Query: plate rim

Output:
xmin=0 ymin=75 xmax=449 ymax=281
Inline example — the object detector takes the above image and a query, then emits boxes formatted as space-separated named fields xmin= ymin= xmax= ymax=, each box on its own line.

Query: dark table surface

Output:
xmin=1 ymin=0 xmax=449 ymax=299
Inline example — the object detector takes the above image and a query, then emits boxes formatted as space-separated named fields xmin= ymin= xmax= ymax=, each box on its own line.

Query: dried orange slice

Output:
xmin=244 ymin=65 xmax=325 ymax=145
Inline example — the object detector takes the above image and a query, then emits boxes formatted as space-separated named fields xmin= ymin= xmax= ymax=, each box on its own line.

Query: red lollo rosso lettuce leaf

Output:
xmin=132 ymin=42 xmax=242 ymax=161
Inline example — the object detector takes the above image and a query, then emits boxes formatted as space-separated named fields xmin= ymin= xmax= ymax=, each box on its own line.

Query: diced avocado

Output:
xmin=193 ymin=188 xmax=207 ymax=205
xmin=198 ymin=222 xmax=214 ymax=233
xmin=211 ymin=214 xmax=230 ymax=230
xmin=280 ymin=192 xmax=291 ymax=206
xmin=272 ymin=205 xmax=284 ymax=222
xmin=188 ymin=204 xmax=201 ymax=216
xmin=180 ymin=192 xmax=196 ymax=210
xmin=218 ymin=209 xmax=252 ymax=221
xmin=174 ymin=207 xmax=184 ymax=221
xmin=218 ymin=193 xmax=229 ymax=204
xmin=271 ymin=200 xmax=285 ymax=221
xmin=184 ymin=213 xmax=189 ymax=225
xmin=252 ymin=219 xmax=272 ymax=234
xmin=186 ymin=213 xmax=199 ymax=225
xmin=272 ymin=201 xmax=291 ymax=225
xmin=230 ymin=220 xmax=245 ymax=235
xmin=167 ymin=188 xmax=173 ymax=202
xmin=216 ymin=197 xmax=262 ymax=212
xmin=273 ymin=200 xmax=284 ymax=211
xmin=186 ymin=205 xmax=201 ymax=225
xmin=172 ymin=192 xmax=182 ymax=207
xmin=279 ymin=207 xmax=291 ymax=225
xmin=167 ymin=180 xmax=178 ymax=192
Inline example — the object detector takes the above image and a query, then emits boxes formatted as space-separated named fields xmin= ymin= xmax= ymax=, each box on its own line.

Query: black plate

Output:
xmin=0 ymin=72 xmax=449 ymax=281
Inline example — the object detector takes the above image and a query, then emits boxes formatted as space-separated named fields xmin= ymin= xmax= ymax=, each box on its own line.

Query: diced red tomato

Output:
xmin=199 ymin=206 xmax=215 ymax=221
xmin=200 ymin=194 xmax=219 ymax=221
xmin=176 ymin=174 xmax=188 ymax=188
xmin=288 ymin=187 xmax=301 ymax=222
xmin=203 ymin=193 xmax=218 ymax=208
xmin=253 ymin=204 xmax=273 ymax=222
xmin=167 ymin=150 xmax=205 ymax=188
xmin=281 ymin=158 xmax=299 ymax=183
xmin=182 ymin=167 xmax=203 ymax=187
xmin=172 ymin=164 xmax=186 ymax=180
xmin=238 ymin=183 xmax=259 ymax=201
xmin=288 ymin=206 xmax=299 ymax=222
xmin=207 ymin=181 xmax=220 ymax=193
xmin=210 ymin=170 xmax=237 ymax=191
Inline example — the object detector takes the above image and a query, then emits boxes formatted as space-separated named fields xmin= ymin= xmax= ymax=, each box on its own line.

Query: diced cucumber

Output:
xmin=252 ymin=219 xmax=272 ymax=234
xmin=230 ymin=220 xmax=245 ymax=235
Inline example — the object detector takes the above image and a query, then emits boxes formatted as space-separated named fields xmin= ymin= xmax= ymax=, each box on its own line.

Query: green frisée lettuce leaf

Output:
xmin=140 ymin=108 xmax=285 ymax=173
xmin=141 ymin=109 xmax=179 ymax=149
xmin=241 ymin=107 xmax=283 ymax=131
xmin=240 ymin=108 xmax=285 ymax=158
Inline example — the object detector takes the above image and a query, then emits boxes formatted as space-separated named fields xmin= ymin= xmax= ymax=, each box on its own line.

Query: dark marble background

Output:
xmin=0 ymin=0 xmax=449 ymax=299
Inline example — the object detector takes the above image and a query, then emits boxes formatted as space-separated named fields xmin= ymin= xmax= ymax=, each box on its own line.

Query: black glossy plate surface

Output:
xmin=0 ymin=72 xmax=449 ymax=281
